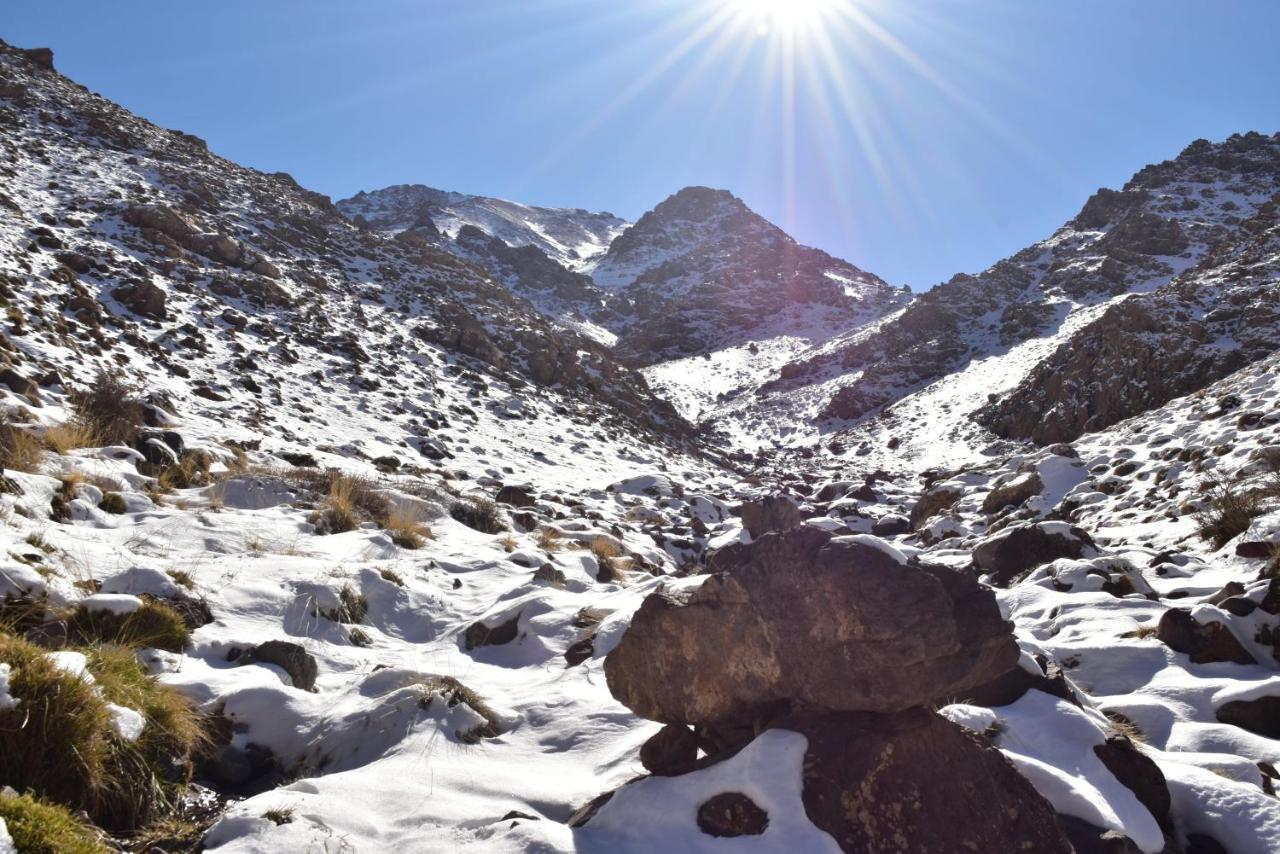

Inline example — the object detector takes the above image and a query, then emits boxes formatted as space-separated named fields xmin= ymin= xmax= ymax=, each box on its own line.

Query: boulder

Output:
xmin=496 ymin=484 xmax=537 ymax=508
xmin=237 ymin=640 xmax=318 ymax=692
xmin=972 ymin=522 xmax=1096 ymax=586
xmin=981 ymin=470 xmax=1044 ymax=514
xmin=640 ymin=724 xmax=699 ymax=776
xmin=1216 ymin=695 xmax=1280 ymax=739
xmin=605 ymin=528 xmax=1019 ymax=725
xmin=769 ymin=709 xmax=1073 ymax=853
xmin=112 ymin=279 xmax=167 ymax=319
xmin=1156 ymin=608 xmax=1256 ymax=665
xmin=738 ymin=494 xmax=801 ymax=538
xmin=909 ymin=484 xmax=962 ymax=530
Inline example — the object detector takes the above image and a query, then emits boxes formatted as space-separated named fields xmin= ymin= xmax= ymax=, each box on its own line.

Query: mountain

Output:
xmin=336 ymin=183 xmax=627 ymax=272
xmin=5 ymin=35 xmax=1280 ymax=854
xmin=717 ymin=131 xmax=1280 ymax=471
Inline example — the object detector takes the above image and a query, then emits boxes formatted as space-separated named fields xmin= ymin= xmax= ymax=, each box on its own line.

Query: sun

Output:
xmin=727 ymin=0 xmax=842 ymax=32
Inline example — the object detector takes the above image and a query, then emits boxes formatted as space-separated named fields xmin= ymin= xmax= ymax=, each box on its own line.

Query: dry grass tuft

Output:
xmin=0 ymin=421 xmax=45 ymax=473
xmin=535 ymin=527 xmax=565 ymax=552
xmin=450 ymin=494 xmax=506 ymax=534
xmin=70 ymin=368 xmax=147 ymax=448
xmin=42 ymin=421 xmax=99 ymax=455
xmin=0 ymin=631 xmax=206 ymax=832
xmin=65 ymin=600 xmax=191 ymax=653
xmin=384 ymin=505 xmax=432 ymax=549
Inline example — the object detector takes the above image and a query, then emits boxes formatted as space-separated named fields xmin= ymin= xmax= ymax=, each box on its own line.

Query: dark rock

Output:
xmin=1058 ymin=815 xmax=1144 ymax=854
xmin=238 ymin=640 xmax=318 ymax=692
xmin=279 ymin=451 xmax=318 ymax=467
xmin=972 ymin=522 xmax=1097 ymax=586
xmin=870 ymin=513 xmax=910 ymax=536
xmin=112 ymin=279 xmax=167 ymax=318
xmin=640 ymin=724 xmax=699 ymax=776
xmin=773 ymin=709 xmax=1072 ymax=853
xmin=496 ymin=484 xmax=537 ymax=507
xmin=1093 ymin=733 xmax=1173 ymax=834
xmin=696 ymin=792 xmax=768 ymax=838
xmin=464 ymin=612 xmax=521 ymax=650
xmin=605 ymin=528 xmax=1018 ymax=724
xmin=1156 ymin=608 xmax=1256 ymax=665
xmin=1216 ymin=695 xmax=1280 ymax=739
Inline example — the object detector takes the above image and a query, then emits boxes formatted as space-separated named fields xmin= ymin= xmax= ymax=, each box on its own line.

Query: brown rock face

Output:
xmin=604 ymin=529 xmax=1019 ymax=724
xmin=775 ymin=709 xmax=1073 ymax=854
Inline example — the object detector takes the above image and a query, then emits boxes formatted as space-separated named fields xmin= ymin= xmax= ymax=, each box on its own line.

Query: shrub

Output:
xmin=1194 ymin=478 xmax=1265 ymax=549
xmin=156 ymin=450 xmax=213 ymax=491
xmin=98 ymin=492 xmax=127 ymax=514
xmin=42 ymin=421 xmax=99 ymax=455
xmin=0 ymin=421 xmax=44 ymax=473
xmin=0 ymin=633 xmax=204 ymax=831
xmin=535 ymin=527 xmax=564 ymax=552
xmin=319 ymin=584 xmax=367 ymax=624
xmin=450 ymin=495 xmax=507 ymax=534
xmin=66 ymin=600 xmax=191 ymax=652
xmin=307 ymin=471 xmax=388 ymax=534
xmin=0 ymin=791 xmax=107 ymax=854
xmin=70 ymin=369 xmax=146 ymax=447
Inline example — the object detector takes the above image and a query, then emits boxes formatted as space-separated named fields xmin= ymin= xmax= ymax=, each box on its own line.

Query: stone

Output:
xmin=640 ymin=724 xmax=698 ymax=776
xmin=981 ymin=470 xmax=1044 ymax=514
xmin=1156 ymin=608 xmax=1256 ymax=665
xmin=738 ymin=494 xmax=801 ymax=538
xmin=605 ymin=528 xmax=1018 ymax=725
xmin=464 ymin=612 xmax=521 ymax=650
xmin=771 ymin=709 xmax=1072 ymax=853
xmin=1216 ymin=695 xmax=1280 ymax=739
xmin=909 ymin=484 xmax=962 ymax=530
xmin=237 ymin=640 xmax=318 ymax=692
xmin=972 ymin=522 xmax=1096 ymax=586
xmin=696 ymin=792 xmax=768 ymax=838
xmin=496 ymin=484 xmax=537 ymax=507
xmin=870 ymin=513 xmax=909 ymax=536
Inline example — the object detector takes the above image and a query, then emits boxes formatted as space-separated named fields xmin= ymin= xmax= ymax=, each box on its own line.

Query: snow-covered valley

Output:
xmin=1 ymin=34 xmax=1280 ymax=854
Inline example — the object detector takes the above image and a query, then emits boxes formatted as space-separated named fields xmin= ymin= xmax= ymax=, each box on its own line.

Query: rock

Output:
xmin=870 ymin=513 xmax=910 ymax=536
xmin=909 ymin=485 xmax=962 ymax=530
xmin=1093 ymin=733 xmax=1173 ymax=835
xmin=695 ymin=792 xmax=768 ymax=838
xmin=532 ymin=564 xmax=566 ymax=587
xmin=464 ymin=612 xmax=521 ymax=650
xmin=640 ymin=724 xmax=698 ymax=776
xmin=0 ymin=368 xmax=40 ymax=404
xmin=1156 ymin=608 xmax=1256 ymax=665
xmin=972 ymin=522 xmax=1096 ymax=586
xmin=738 ymin=494 xmax=801 ymax=538
xmin=19 ymin=47 xmax=55 ymax=70
xmin=112 ymin=278 xmax=167 ymax=319
xmin=1216 ymin=695 xmax=1280 ymax=739
xmin=981 ymin=470 xmax=1044 ymax=514
xmin=605 ymin=528 xmax=1018 ymax=724
xmin=496 ymin=484 xmax=537 ymax=507
xmin=237 ymin=640 xmax=318 ymax=692
xmin=1058 ymin=815 xmax=1144 ymax=854
xmin=770 ymin=709 xmax=1072 ymax=853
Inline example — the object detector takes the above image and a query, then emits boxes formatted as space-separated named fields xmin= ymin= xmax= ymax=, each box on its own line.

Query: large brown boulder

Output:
xmin=910 ymin=484 xmax=962 ymax=530
xmin=605 ymin=529 xmax=1019 ymax=725
xmin=773 ymin=709 xmax=1073 ymax=853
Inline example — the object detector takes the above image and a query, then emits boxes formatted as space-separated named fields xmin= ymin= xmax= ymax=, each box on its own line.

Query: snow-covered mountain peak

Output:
xmin=336 ymin=183 xmax=628 ymax=272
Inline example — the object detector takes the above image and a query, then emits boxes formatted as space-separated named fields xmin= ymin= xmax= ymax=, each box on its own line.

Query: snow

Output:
xmin=107 ymin=702 xmax=147 ymax=741
xmin=79 ymin=593 xmax=145 ymax=615
xmin=0 ymin=817 xmax=13 ymax=854
xmin=0 ymin=663 xmax=17 ymax=711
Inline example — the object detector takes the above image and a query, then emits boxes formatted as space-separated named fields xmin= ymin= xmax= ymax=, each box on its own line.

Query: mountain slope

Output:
xmin=336 ymin=184 xmax=627 ymax=273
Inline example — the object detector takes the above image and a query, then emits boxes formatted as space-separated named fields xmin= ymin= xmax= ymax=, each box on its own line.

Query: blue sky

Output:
xmin=6 ymin=1 xmax=1279 ymax=289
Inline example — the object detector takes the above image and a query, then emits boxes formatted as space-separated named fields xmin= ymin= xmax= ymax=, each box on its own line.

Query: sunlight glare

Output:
xmin=728 ymin=0 xmax=841 ymax=32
